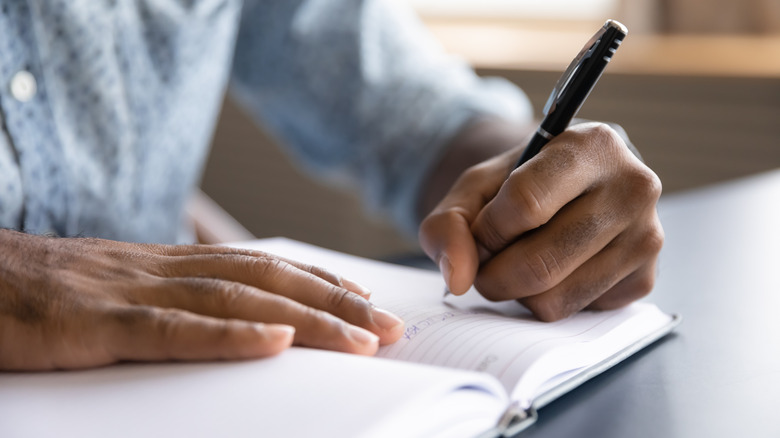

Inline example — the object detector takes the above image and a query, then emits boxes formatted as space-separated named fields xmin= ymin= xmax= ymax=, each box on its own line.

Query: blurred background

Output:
xmin=199 ymin=0 xmax=780 ymax=258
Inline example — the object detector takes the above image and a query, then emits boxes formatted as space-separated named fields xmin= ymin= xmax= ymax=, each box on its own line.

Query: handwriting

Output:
xmin=475 ymin=354 xmax=499 ymax=372
xmin=402 ymin=311 xmax=460 ymax=340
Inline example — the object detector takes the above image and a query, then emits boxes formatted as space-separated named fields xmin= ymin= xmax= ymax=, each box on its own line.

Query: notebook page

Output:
xmin=376 ymin=296 xmax=666 ymax=398
xmin=234 ymin=238 xmax=671 ymax=403
xmin=0 ymin=347 xmax=506 ymax=438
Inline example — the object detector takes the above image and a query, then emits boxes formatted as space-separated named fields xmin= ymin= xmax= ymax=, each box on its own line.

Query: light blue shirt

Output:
xmin=0 ymin=0 xmax=531 ymax=243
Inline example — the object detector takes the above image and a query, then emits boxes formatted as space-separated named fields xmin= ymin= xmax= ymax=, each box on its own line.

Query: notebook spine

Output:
xmin=500 ymin=404 xmax=538 ymax=437
xmin=476 ymin=402 xmax=538 ymax=438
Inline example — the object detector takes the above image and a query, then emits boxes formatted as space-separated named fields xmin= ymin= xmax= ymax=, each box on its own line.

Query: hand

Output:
xmin=0 ymin=230 xmax=404 ymax=370
xmin=420 ymin=122 xmax=663 ymax=321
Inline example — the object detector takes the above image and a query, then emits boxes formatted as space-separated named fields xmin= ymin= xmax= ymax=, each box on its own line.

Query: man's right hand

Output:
xmin=0 ymin=230 xmax=404 ymax=371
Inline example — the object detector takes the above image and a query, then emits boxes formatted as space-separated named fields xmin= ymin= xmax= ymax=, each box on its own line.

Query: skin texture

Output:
xmin=419 ymin=119 xmax=663 ymax=322
xmin=0 ymin=230 xmax=404 ymax=370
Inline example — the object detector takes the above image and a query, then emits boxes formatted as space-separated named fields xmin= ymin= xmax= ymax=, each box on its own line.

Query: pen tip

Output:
xmin=443 ymin=288 xmax=451 ymax=298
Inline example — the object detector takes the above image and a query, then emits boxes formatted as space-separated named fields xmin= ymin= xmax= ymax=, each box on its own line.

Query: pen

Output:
xmin=515 ymin=19 xmax=628 ymax=167
xmin=443 ymin=19 xmax=627 ymax=299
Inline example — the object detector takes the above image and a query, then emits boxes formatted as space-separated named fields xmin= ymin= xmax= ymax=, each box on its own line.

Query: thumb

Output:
xmin=419 ymin=209 xmax=479 ymax=295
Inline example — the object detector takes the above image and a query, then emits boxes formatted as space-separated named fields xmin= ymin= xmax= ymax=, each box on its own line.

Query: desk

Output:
xmin=1 ymin=172 xmax=778 ymax=437
xmin=522 ymin=170 xmax=780 ymax=438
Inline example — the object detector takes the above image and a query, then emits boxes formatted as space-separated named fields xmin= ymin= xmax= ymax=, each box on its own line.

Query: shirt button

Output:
xmin=9 ymin=70 xmax=37 ymax=102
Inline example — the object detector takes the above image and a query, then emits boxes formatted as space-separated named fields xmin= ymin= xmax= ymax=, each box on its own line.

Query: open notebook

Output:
xmin=0 ymin=238 xmax=678 ymax=438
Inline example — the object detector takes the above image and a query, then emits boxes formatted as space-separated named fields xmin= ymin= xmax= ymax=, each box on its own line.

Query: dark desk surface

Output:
xmin=521 ymin=170 xmax=780 ymax=438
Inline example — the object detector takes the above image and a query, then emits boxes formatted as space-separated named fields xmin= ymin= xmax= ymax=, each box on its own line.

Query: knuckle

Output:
xmin=325 ymin=287 xmax=352 ymax=309
xmin=474 ymin=212 xmax=510 ymax=253
xmin=626 ymin=264 xmax=658 ymax=300
xmin=634 ymin=272 xmax=656 ymax=298
xmin=523 ymin=249 xmax=562 ymax=294
xmin=454 ymin=159 xmax=507 ymax=198
xmin=630 ymin=273 xmax=656 ymax=300
xmin=638 ymin=224 xmax=665 ymax=256
xmin=248 ymin=256 xmax=293 ymax=282
xmin=149 ymin=308 xmax=181 ymax=341
xmin=445 ymin=163 xmax=489 ymax=198
xmin=574 ymin=123 xmax=635 ymax=168
xmin=461 ymin=161 xmax=493 ymax=184
xmin=626 ymin=167 xmax=663 ymax=202
xmin=502 ymin=176 xmax=549 ymax=229
xmin=210 ymin=320 xmax=234 ymax=348
xmin=424 ymin=208 xmax=463 ymax=228
xmin=570 ymin=122 xmax=620 ymax=155
xmin=111 ymin=304 xmax=156 ymax=329
xmin=306 ymin=265 xmax=342 ymax=287
xmin=474 ymin=247 xmax=565 ymax=303
xmin=522 ymin=295 xmax=565 ymax=322
xmin=212 ymin=281 xmax=251 ymax=310
xmin=324 ymin=286 xmax=370 ymax=318
xmin=112 ymin=305 xmax=187 ymax=348
xmin=175 ymin=276 xmax=222 ymax=300
xmin=590 ymin=122 xmax=620 ymax=140
xmin=585 ymin=122 xmax=621 ymax=145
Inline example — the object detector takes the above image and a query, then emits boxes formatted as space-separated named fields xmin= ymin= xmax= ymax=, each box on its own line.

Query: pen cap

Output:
xmin=540 ymin=20 xmax=627 ymax=134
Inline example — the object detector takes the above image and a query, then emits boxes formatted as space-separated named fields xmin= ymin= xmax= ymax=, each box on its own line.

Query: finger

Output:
xmin=144 ymin=244 xmax=373 ymax=299
xmin=419 ymin=159 xmax=506 ymax=295
xmin=474 ymin=192 xmax=624 ymax=301
xmin=587 ymin=216 xmax=663 ymax=312
xmin=419 ymin=207 xmax=479 ymax=295
xmin=587 ymin=259 xmax=659 ymax=311
xmin=136 ymin=279 xmax=384 ymax=354
xmin=146 ymin=256 xmax=402 ymax=343
xmin=104 ymin=305 xmax=295 ymax=362
xmin=471 ymin=124 xmax=625 ymax=257
xmin=518 ymin=223 xmax=663 ymax=321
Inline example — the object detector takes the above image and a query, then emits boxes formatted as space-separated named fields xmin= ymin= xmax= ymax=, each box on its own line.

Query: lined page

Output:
xmin=376 ymin=297 xmax=662 ymax=395
xmin=236 ymin=238 xmax=671 ymax=400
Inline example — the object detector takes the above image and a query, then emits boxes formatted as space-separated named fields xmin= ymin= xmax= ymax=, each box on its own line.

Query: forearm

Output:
xmin=415 ymin=117 xmax=535 ymax=222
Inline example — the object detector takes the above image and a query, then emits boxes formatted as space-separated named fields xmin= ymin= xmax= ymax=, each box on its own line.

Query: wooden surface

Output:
xmin=423 ymin=18 xmax=780 ymax=78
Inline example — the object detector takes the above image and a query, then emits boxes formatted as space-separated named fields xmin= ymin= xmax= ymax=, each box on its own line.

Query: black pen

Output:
xmin=443 ymin=19 xmax=627 ymax=299
xmin=515 ymin=19 xmax=628 ymax=167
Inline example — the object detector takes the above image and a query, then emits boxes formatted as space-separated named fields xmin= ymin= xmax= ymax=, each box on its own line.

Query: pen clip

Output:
xmin=542 ymin=26 xmax=608 ymax=116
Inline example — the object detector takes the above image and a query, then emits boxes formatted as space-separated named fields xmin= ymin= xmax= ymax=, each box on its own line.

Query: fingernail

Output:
xmin=341 ymin=278 xmax=372 ymax=298
xmin=438 ymin=255 xmax=452 ymax=288
xmin=371 ymin=307 xmax=404 ymax=331
xmin=348 ymin=325 xmax=379 ymax=346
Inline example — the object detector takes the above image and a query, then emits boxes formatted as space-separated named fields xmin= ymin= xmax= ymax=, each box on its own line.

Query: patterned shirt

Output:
xmin=0 ymin=0 xmax=531 ymax=243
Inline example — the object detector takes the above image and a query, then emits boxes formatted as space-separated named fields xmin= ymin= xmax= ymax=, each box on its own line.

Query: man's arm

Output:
xmin=0 ymin=230 xmax=404 ymax=370
xmin=418 ymin=118 xmax=664 ymax=321
xmin=230 ymin=0 xmax=662 ymax=321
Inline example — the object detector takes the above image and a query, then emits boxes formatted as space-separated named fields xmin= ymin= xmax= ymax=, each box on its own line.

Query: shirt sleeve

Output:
xmin=230 ymin=0 xmax=533 ymax=236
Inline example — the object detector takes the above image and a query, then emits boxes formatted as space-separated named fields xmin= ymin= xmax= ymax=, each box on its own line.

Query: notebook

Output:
xmin=0 ymin=238 xmax=679 ymax=438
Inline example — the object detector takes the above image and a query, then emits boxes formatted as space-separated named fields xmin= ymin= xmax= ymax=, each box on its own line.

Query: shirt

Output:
xmin=0 ymin=0 xmax=531 ymax=243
